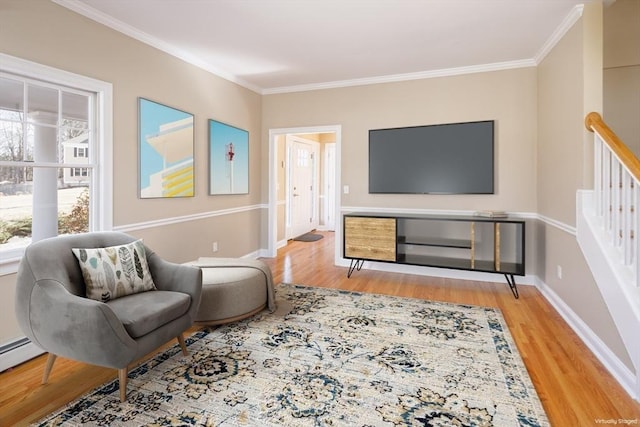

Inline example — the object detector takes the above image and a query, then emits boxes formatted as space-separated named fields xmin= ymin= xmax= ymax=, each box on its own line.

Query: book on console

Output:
xmin=474 ymin=210 xmax=508 ymax=218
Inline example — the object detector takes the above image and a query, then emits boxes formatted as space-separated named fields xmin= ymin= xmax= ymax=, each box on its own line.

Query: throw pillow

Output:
xmin=72 ymin=239 xmax=156 ymax=302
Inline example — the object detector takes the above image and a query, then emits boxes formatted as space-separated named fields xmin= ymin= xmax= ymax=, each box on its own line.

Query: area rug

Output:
xmin=35 ymin=284 xmax=549 ymax=426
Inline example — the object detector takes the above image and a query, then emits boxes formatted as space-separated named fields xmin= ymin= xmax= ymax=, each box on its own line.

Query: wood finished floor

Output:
xmin=1 ymin=231 xmax=639 ymax=426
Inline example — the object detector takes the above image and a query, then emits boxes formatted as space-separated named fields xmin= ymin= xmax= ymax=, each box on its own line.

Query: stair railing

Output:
xmin=585 ymin=112 xmax=640 ymax=287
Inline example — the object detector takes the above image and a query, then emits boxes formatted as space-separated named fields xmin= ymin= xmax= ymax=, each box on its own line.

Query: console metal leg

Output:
xmin=504 ymin=274 xmax=519 ymax=299
xmin=347 ymin=259 xmax=364 ymax=278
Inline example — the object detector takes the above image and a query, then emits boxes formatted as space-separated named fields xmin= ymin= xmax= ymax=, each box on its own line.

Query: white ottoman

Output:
xmin=186 ymin=258 xmax=276 ymax=326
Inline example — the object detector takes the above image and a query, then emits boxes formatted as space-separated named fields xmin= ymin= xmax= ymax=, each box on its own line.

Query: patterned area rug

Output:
xmin=36 ymin=284 xmax=549 ymax=426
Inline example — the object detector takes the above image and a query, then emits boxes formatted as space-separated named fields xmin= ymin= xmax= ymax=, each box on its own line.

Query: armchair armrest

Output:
xmin=27 ymin=279 xmax=137 ymax=369
xmin=147 ymin=254 xmax=202 ymax=319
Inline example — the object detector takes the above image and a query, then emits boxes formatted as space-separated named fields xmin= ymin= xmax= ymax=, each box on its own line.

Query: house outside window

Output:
xmin=64 ymin=135 xmax=90 ymax=185
xmin=0 ymin=54 xmax=113 ymax=274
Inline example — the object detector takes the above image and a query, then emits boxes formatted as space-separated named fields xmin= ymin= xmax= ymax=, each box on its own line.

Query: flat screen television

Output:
xmin=369 ymin=120 xmax=494 ymax=194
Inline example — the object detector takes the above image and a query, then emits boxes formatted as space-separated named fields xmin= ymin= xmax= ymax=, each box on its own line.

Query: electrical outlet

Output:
xmin=212 ymin=242 xmax=218 ymax=252
xmin=557 ymin=265 xmax=562 ymax=279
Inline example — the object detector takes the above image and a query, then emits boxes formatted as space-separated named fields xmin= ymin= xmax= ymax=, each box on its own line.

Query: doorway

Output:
xmin=268 ymin=125 xmax=342 ymax=262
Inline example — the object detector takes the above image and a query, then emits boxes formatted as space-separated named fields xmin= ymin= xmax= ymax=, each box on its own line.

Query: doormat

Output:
xmin=293 ymin=232 xmax=323 ymax=242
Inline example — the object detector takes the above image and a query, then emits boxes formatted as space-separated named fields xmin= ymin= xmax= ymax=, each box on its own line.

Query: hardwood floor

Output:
xmin=1 ymin=231 xmax=639 ymax=425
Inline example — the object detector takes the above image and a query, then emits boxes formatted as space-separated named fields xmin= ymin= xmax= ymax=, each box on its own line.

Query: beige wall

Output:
xmin=263 ymin=67 xmax=538 ymax=213
xmin=537 ymin=3 xmax=632 ymax=370
xmin=0 ymin=274 xmax=19 ymax=344
xmin=0 ymin=0 xmax=263 ymax=343
xmin=537 ymin=22 xmax=585 ymax=226
xmin=604 ymin=0 xmax=640 ymax=156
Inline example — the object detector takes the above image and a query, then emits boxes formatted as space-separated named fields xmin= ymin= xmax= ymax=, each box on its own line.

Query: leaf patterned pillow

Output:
xmin=72 ymin=239 xmax=157 ymax=302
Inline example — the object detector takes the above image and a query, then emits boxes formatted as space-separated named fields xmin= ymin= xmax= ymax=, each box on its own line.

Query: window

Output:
xmin=0 ymin=54 xmax=112 ymax=274
xmin=74 ymin=147 xmax=88 ymax=158
xmin=70 ymin=167 xmax=89 ymax=177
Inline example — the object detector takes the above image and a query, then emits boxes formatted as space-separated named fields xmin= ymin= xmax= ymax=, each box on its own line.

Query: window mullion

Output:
xmin=88 ymin=92 xmax=98 ymax=232
xmin=22 ymin=81 xmax=27 ymax=162
xmin=57 ymin=88 xmax=62 ymax=165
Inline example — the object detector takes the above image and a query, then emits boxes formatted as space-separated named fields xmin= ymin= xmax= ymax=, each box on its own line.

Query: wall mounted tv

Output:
xmin=369 ymin=120 xmax=495 ymax=194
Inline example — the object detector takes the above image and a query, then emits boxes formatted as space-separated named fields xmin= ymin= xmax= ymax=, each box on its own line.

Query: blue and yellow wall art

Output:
xmin=209 ymin=120 xmax=249 ymax=195
xmin=138 ymin=98 xmax=194 ymax=198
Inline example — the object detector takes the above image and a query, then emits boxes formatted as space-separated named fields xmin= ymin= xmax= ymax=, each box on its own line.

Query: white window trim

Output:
xmin=0 ymin=53 xmax=113 ymax=276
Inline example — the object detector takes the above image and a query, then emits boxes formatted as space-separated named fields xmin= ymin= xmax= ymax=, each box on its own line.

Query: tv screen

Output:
xmin=369 ymin=120 xmax=494 ymax=194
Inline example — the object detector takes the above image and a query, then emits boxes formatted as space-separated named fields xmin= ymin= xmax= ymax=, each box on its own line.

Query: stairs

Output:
xmin=578 ymin=113 xmax=640 ymax=400
xmin=577 ymin=190 xmax=640 ymax=399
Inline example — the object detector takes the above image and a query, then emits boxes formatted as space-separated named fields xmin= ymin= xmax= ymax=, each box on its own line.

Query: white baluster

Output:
xmin=623 ymin=172 xmax=631 ymax=264
xmin=613 ymin=161 xmax=622 ymax=248
xmin=603 ymin=147 xmax=612 ymax=235
xmin=594 ymin=134 xmax=603 ymax=216
xmin=635 ymin=180 xmax=640 ymax=287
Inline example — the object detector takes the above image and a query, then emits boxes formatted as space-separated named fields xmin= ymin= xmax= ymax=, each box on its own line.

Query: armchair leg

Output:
xmin=118 ymin=368 xmax=128 ymax=402
xmin=177 ymin=333 xmax=188 ymax=356
xmin=42 ymin=353 xmax=57 ymax=384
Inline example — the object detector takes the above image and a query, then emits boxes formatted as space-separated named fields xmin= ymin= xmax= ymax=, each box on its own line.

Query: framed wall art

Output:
xmin=208 ymin=119 xmax=249 ymax=195
xmin=138 ymin=98 xmax=194 ymax=198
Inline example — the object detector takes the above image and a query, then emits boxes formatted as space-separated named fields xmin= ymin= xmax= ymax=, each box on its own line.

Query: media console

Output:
xmin=343 ymin=212 xmax=525 ymax=298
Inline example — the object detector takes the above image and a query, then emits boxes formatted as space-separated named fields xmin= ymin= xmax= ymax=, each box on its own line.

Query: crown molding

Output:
xmin=534 ymin=4 xmax=585 ymax=65
xmin=262 ymin=59 xmax=537 ymax=95
xmin=52 ymin=0 xmax=263 ymax=94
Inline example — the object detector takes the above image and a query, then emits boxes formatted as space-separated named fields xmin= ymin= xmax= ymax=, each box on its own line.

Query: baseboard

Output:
xmin=0 ymin=338 xmax=44 ymax=373
xmin=534 ymin=277 xmax=638 ymax=401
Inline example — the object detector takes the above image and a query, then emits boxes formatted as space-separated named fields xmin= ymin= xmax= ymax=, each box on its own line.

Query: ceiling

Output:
xmin=54 ymin=0 xmax=593 ymax=94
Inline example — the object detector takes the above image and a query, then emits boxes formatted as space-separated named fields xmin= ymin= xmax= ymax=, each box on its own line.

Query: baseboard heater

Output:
xmin=0 ymin=336 xmax=44 ymax=373
xmin=0 ymin=337 xmax=30 ymax=355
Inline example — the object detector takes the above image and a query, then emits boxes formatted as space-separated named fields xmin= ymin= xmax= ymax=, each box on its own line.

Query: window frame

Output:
xmin=0 ymin=53 xmax=113 ymax=275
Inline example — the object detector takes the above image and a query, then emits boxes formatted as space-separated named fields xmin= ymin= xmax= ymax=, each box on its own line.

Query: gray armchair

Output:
xmin=15 ymin=232 xmax=202 ymax=402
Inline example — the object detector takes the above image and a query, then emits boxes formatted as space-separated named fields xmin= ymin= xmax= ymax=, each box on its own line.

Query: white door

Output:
xmin=286 ymin=136 xmax=319 ymax=239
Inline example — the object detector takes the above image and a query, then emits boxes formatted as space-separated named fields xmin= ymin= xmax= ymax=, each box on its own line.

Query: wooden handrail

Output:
xmin=585 ymin=112 xmax=640 ymax=182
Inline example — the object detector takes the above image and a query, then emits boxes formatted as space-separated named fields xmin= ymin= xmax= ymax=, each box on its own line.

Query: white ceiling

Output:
xmin=55 ymin=0 xmax=592 ymax=94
